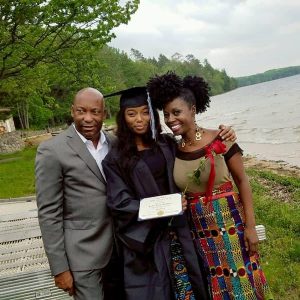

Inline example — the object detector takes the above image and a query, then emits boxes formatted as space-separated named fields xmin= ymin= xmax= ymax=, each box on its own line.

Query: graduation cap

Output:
xmin=104 ymin=86 xmax=148 ymax=109
xmin=104 ymin=86 xmax=157 ymax=139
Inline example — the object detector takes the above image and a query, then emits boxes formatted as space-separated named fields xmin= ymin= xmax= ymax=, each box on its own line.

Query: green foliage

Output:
xmin=0 ymin=1 xmax=139 ymax=128
xmin=0 ymin=65 xmax=54 ymax=128
xmin=0 ymin=1 xmax=237 ymax=129
xmin=157 ymin=57 xmax=237 ymax=95
xmin=248 ymin=169 xmax=300 ymax=298
xmin=0 ymin=0 xmax=139 ymax=79
xmin=236 ymin=65 xmax=300 ymax=87
xmin=99 ymin=49 xmax=237 ymax=119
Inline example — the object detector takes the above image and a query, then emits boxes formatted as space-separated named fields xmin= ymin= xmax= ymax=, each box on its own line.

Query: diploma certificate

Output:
xmin=138 ymin=193 xmax=183 ymax=221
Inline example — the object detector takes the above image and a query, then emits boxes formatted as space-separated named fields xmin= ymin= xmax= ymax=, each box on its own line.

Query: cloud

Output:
xmin=109 ymin=0 xmax=300 ymax=76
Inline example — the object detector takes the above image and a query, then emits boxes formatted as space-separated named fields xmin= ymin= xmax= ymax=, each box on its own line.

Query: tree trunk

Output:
xmin=24 ymin=101 xmax=29 ymax=129
xmin=16 ymin=101 xmax=30 ymax=129
xmin=17 ymin=103 xmax=25 ymax=129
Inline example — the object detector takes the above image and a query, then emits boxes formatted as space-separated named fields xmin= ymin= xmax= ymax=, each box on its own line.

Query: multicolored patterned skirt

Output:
xmin=186 ymin=182 xmax=273 ymax=300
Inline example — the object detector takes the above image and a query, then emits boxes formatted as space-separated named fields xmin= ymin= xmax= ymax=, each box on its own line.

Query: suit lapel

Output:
xmin=66 ymin=126 xmax=106 ymax=183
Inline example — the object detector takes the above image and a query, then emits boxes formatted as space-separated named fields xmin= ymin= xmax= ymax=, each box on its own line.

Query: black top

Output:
xmin=140 ymin=147 xmax=170 ymax=195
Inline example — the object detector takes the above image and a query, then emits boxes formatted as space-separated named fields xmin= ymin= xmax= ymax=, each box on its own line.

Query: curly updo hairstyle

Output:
xmin=147 ymin=71 xmax=211 ymax=114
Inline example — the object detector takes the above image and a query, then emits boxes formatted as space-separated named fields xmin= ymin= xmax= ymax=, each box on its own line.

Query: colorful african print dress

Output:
xmin=173 ymin=139 xmax=273 ymax=300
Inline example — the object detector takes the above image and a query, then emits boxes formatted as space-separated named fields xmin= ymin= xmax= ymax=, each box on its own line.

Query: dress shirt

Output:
xmin=73 ymin=124 xmax=108 ymax=180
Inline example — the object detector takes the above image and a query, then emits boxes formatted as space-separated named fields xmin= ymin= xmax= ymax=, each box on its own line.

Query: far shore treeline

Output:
xmin=0 ymin=1 xmax=237 ymax=131
xmin=236 ymin=65 xmax=300 ymax=87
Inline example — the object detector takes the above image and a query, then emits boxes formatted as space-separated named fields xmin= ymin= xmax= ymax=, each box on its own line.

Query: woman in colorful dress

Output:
xmin=147 ymin=72 xmax=273 ymax=300
xmin=102 ymin=87 xmax=235 ymax=300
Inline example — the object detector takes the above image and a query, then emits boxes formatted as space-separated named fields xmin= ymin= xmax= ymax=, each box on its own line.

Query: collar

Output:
xmin=73 ymin=123 xmax=107 ymax=146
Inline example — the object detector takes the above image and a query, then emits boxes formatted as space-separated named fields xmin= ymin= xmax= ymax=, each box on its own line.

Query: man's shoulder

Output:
xmin=38 ymin=128 xmax=70 ymax=150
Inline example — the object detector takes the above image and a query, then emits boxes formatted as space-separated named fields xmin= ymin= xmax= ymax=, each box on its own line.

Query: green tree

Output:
xmin=236 ymin=66 xmax=300 ymax=87
xmin=47 ymin=45 xmax=131 ymax=121
xmin=0 ymin=0 xmax=139 ymax=128
xmin=0 ymin=0 xmax=139 ymax=80
xmin=0 ymin=65 xmax=53 ymax=129
xmin=157 ymin=54 xmax=169 ymax=68
xmin=130 ymin=48 xmax=145 ymax=61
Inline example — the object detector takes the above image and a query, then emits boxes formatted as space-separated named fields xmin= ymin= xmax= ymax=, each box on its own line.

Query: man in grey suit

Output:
xmin=35 ymin=88 xmax=117 ymax=299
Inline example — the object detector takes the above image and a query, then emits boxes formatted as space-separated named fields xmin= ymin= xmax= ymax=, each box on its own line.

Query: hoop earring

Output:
xmin=181 ymin=140 xmax=186 ymax=148
xmin=195 ymin=126 xmax=202 ymax=141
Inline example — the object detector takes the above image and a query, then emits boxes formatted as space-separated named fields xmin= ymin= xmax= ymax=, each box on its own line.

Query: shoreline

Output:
xmin=239 ymin=141 xmax=300 ymax=169
xmin=243 ymin=154 xmax=300 ymax=178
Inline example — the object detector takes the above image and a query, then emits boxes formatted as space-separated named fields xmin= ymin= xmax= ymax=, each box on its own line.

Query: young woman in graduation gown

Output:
xmin=102 ymin=87 xmax=235 ymax=300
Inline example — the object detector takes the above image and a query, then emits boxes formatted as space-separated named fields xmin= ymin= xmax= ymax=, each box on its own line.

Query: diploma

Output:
xmin=138 ymin=193 xmax=183 ymax=221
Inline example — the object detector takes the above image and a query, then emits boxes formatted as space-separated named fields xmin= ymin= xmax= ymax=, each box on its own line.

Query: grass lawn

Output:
xmin=0 ymin=147 xmax=299 ymax=298
xmin=0 ymin=147 xmax=37 ymax=198
xmin=246 ymin=168 xmax=300 ymax=299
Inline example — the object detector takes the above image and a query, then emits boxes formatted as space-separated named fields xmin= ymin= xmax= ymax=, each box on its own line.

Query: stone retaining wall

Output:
xmin=0 ymin=132 xmax=25 ymax=153
xmin=20 ymin=126 xmax=67 ymax=138
xmin=20 ymin=130 xmax=48 ymax=138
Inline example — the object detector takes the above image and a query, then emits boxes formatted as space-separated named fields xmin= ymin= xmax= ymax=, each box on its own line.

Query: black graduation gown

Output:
xmin=102 ymin=134 xmax=209 ymax=300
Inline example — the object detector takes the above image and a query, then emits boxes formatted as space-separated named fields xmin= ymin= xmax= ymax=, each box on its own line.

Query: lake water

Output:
xmin=162 ymin=75 xmax=300 ymax=167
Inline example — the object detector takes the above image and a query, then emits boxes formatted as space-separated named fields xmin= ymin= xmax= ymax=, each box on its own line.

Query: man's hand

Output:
xmin=54 ymin=270 xmax=75 ymax=296
xmin=218 ymin=124 xmax=236 ymax=142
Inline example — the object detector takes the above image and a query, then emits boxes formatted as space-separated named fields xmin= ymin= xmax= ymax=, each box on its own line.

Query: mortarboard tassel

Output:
xmin=147 ymin=91 xmax=156 ymax=140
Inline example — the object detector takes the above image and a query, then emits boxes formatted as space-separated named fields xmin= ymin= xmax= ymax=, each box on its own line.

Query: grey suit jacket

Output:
xmin=35 ymin=125 xmax=115 ymax=276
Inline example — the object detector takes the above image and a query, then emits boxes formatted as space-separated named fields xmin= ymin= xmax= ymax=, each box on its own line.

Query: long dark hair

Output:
xmin=115 ymin=106 xmax=162 ymax=170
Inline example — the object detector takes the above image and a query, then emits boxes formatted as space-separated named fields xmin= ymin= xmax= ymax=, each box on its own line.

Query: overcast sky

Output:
xmin=109 ymin=0 xmax=300 ymax=77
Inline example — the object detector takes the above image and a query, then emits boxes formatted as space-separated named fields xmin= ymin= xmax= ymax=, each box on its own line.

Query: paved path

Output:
xmin=0 ymin=198 xmax=40 ymax=243
xmin=0 ymin=197 xmax=37 ymax=221
xmin=0 ymin=197 xmax=69 ymax=299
